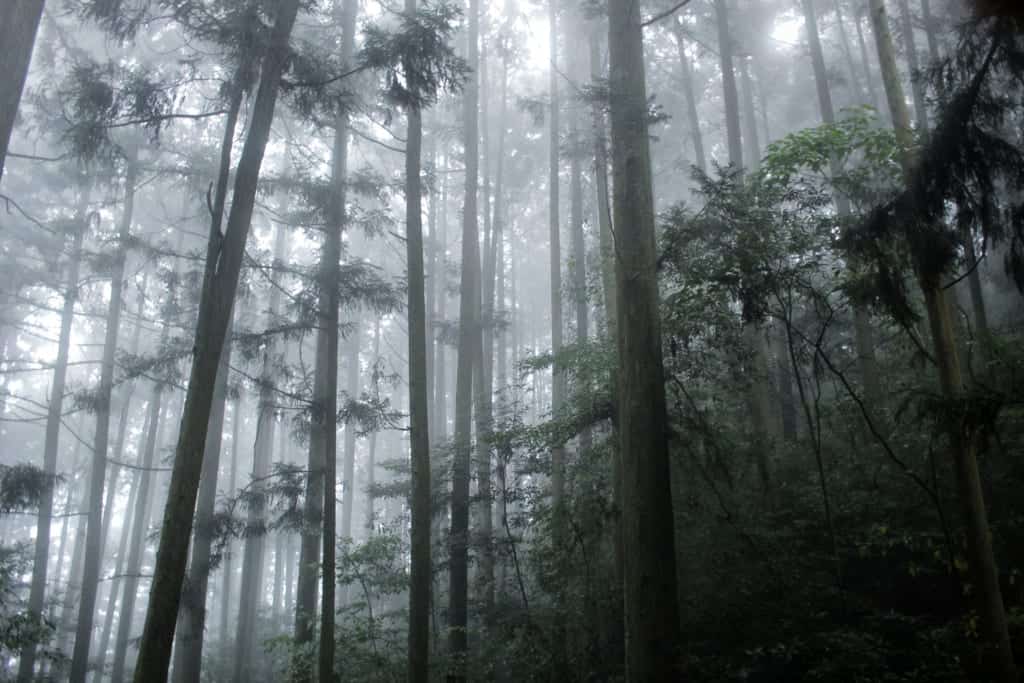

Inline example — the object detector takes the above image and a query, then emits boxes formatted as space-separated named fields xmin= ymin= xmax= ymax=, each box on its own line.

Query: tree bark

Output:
xmin=869 ymin=2 xmax=1016 ymax=679
xmin=448 ymin=0 xmax=480 ymax=672
xmin=715 ymin=0 xmax=743 ymax=169
xmin=110 ymin=381 xmax=165 ymax=683
xmin=671 ymin=24 xmax=707 ymax=175
xmin=220 ymin=393 xmax=242 ymax=646
xmin=71 ymin=147 xmax=138 ymax=683
xmin=405 ymin=2 xmax=432 ymax=671
xmin=801 ymin=0 xmax=883 ymax=412
xmin=132 ymin=2 xmax=300 ymax=678
xmin=172 ymin=316 xmax=235 ymax=683
xmin=608 ymin=0 xmax=684 ymax=675
xmin=170 ymin=77 xmax=245 ymax=683
xmin=17 ymin=186 xmax=87 ymax=682
xmin=0 ymin=0 xmax=45 ymax=183
xmin=233 ymin=224 xmax=287 ymax=683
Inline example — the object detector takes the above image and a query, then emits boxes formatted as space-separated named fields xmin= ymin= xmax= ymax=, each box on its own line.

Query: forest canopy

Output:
xmin=1 ymin=0 xmax=1023 ymax=682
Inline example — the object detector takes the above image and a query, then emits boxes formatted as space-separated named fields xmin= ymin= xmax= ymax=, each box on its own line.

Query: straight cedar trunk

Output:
xmin=57 ymin=472 xmax=88 ymax=657
xmin=868 ymin=2 xmax=1016 ymax=680
xmin=800 ymin=0 xmax=883 ymax=412
xmin=97 ymin=453 xmax=141 ymax=680
xmin=492 ymin=51 xmax=509 ymax=393
xmin=607 ymin=0 xmax=683 ymax=678
xmin=477 ymin=52 xmax=497 ymax=617
xmin=320 ymin=0 xmax=354 ymax=666
xmin=341 ymin=324 xmax=360 ymax=543
xmin=71 ymin=148 xmax=139 ymax=683
xmin=474 ymin=42 xmax=496 ymax=611
xmin=434 ymin=155 xmax=448 ymax=441
xmin=715 ymin=0 xmax=775 ymax=484
xmin=548 ymin=0 xmax=567 ymax=523
xmin=133 ymin=2 xmax=301 ymax=679
xmin=895 ymin=0 xmax=929 ymax=132
xmin=99 ymin=279 xmax=147 ymax=573
xmin=293 ymin=0 xmax=354 ymax=669
xmin=448 ymin=0 xmax=480 ymax=671
xmin=110 ymin=380 xmax=166 ymax=683
xmin=0 ymin=0 xmax=44 ymax=182
xmin=588 ymin=24 xmax=623 ymax=603
xmin=96 ymin=271 xmax=151 ymax=679
xmin=171 ymin=79 xmax=245 ymax=683
xmin=568 ymin=19 xmax=590 ymax=453
xmin=365 ymin=320 xmax=382 ymax=535
xmin=831 ymin=0 xmax=866 ymax=106
xmin=714 ymin=0 xmax=743 ymax=171
xmin=172 ymin=318 xmax=235 ymax=683
xmin=234 ymin=225 xmax=286 ymax=683
xmin=670 ymin=24 xmax=707 ymax=175
xmin=426 ymin=140 xmax=438 ymax=441
xmin=17 ymin=188 xmax=87 ymax=683
xmin=405 ymin=1 xmax=432 ymax=671
xmin=220 ymin=394 xmax=242 ymax=644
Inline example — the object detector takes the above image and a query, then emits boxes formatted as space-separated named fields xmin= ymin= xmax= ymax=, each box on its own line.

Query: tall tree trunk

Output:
xmin=568 ymin=20 xmax=590 ymax=454
xmin=801 ymin=0 xmax=883 ymax=412
xmin=341 ymin=323 xmax=360 ymax=544
xmin=172 ymin=316 xmax=235 ymax=683
xmin=234 ymin=224 xmax=287 ymax=683
xmin=671 ymin=24 xmax=707 ymax=175
xmin=854 ymin=3 xmax=886 ymax=118
xmin=98 ymin=447 xmax=143 ymax=681
xmin=97 ymin=456 xmax=141 ymax=682
xmin=57 ymin=471 xmax=88 ymax=658
xmin=320 ymin=0 xmax=354 ymax=669
xmin=220 ymin=394 xmax=242 ymax=646
xmin=896 ymin=0 xmax=929 ymax=132
xmin=738 ymin=55 xmax=761 ymax=171
xmin=548 ymin=0 xmax=566 ymax=527
xmin=0 ymin=0 xmax=44 ymax=183
xmin=869 ymin=2 xmax=1016 ymax=679
xmin=170 ymin=78 xmax=244 ymax=683
xmin=365 ymin=319 xmax=382 ymax=534
xmin=18 ymin=186 xmax=87 ymax=682
xmin=589 ymin=22 xmax=624 ymax=646
xmin=607 ymin=0 xmax=683 ymax=675
xmin=133 ymin=2 xmax=301 ymax=679
xmin=434 ymin=154 xmax=448 ymax=441
xmin=715 ymin=0 xmax=743 ymax=169
xmin=71 ymin=147 xmax=138 ymax=683
xmin=493 ymin=52 xmax=508 ymax=394
xmin=832 ymin=0 xmax=866 ymax=106
xmin=405 ymin=5 xmax=432 ymax=671
xmin=448 ymin=0 xmax=480 ymax=671
xmin=110 ymin=381 xmax=165 ymax=683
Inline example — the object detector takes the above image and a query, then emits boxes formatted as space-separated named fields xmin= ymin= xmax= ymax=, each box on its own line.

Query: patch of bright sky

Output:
xmin=772 ymin=13 xmax=804 ymax=47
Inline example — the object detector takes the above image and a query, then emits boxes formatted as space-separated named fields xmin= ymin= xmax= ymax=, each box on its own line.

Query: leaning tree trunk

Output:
xmin=869 ymin=2 xmax=1016 ymax=680
xmin=133 ymin=2 xmax=301 ymax=679
xmin=17 ymin=185 xmax=87 ymax=683
xmin=171 ymin=318 xmax=235 ymax=683
xmin=0 ymin=0 xmax=44 ymax=183
xmin=170 ymin=77 xmax=245 ymax=683
xmin=70 ymin=147 xmax=138 ymax=683
xmin=607 ymin=0 xmax=683 ymax=677
xmin=448 ymin=0 xmax=480 ymax=672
